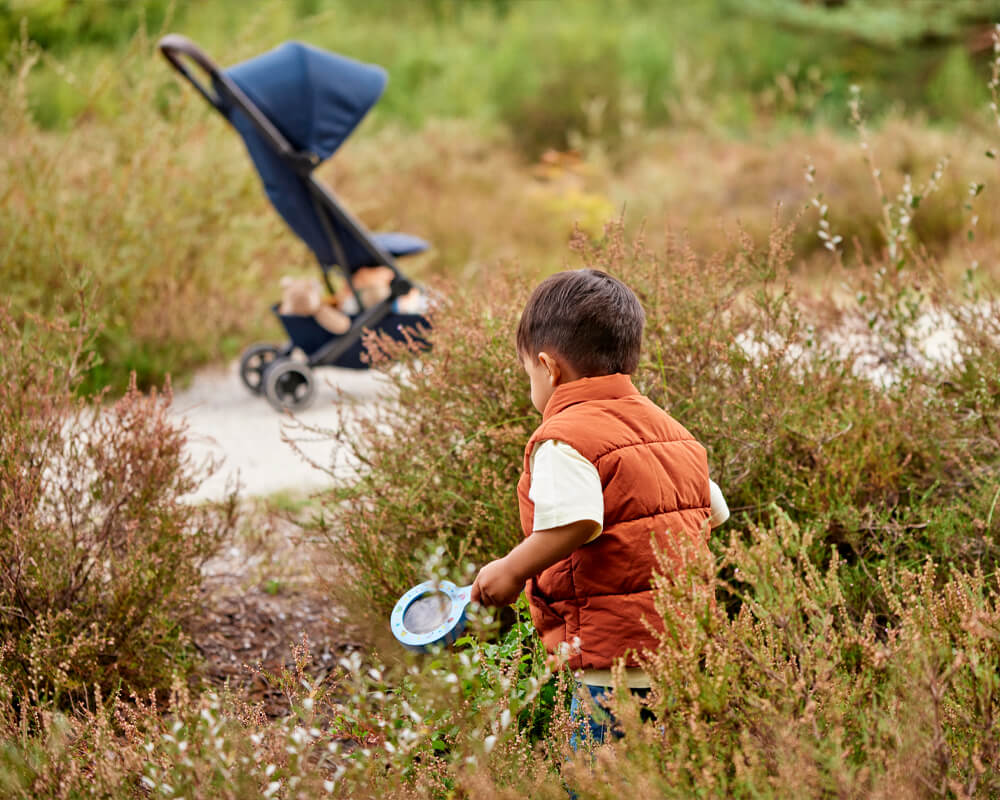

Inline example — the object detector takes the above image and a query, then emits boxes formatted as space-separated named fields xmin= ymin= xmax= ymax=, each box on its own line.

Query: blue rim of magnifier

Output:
xmin=390 ymin=580 xmax=471 ymax=652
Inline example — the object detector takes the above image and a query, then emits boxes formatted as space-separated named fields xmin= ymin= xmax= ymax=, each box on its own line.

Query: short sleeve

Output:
xmin=708 ymin=479 xmax=729 ymax=528
xmin=528 ymin=440 xmax=603 ymax=541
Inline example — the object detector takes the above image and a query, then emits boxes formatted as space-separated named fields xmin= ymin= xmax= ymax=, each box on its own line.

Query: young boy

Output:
xmin=471 ymin=268 xmax=723 ymax=742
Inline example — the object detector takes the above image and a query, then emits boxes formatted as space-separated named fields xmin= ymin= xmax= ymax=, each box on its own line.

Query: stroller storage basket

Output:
xmin=275 ymin=304 xmax=429 ymax=370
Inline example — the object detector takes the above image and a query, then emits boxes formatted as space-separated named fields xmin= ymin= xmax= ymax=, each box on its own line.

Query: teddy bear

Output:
xmin=279 ymin=276 xmax=351 ymax=335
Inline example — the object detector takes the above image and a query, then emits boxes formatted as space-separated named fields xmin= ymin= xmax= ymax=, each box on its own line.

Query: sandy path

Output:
xmin=169 ymin=362 xmax=393 ymax=503
xmin=166 ymin=364 xmax=381 ymax=693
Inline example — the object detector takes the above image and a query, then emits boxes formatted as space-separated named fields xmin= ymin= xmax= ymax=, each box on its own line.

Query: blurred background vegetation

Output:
xmin=4 ymin=0 xmax=999 ymax=134
xmin=2 ymin=0 xmax=999 ymax=392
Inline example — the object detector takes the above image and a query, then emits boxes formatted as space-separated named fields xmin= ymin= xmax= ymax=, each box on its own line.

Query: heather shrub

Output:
xmin=548 ymin=518 xmax=1000 ymax=798
xmin=318 ymin=277 xmax=534 ymax=626
xmin=1 ymin=513 xmax=995 ymax=798
xmin=323 ymin=219 xmax=999 ymax=627
xmin=322 ymin=518 xmax=1000 ymax=798
xmin=601 ymin=224 xmax=1000 ymax=581
xmin=0 ymin=304 xmax=236 ymax=707
xmin=309 ymin=215 xmax=998 ymax=794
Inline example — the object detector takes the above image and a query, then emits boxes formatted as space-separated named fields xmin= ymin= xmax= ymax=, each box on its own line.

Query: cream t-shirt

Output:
xmin=528 ymin=439 xmax=603 ymax=538
xmin=528 ymin=438 xmax=729 ymax=690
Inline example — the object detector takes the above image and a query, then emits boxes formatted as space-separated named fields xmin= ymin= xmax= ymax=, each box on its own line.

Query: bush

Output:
xmin=1 ymin=514 xmax=996 ymax=797
xmin=322 ymin=220 xmax=1000 ymax=627
xmin=611 ymin=224 xmax=1000 ymax=586
xmin=731 ymin=0 xmax=1000 ymax=49
xmin=490 ymin=23 xmax=627 ymax=157
xmin=0 ymin=0 xmax=173 ymax=53
xmin=552 ymin=519 xmax=1000 ymax=798
xmin=0 ymin=302 xmax=236 ymax=707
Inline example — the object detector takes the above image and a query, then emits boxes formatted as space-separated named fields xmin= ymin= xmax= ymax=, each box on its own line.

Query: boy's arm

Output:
xmin=471 ymin=519 xmax=598 ymax=607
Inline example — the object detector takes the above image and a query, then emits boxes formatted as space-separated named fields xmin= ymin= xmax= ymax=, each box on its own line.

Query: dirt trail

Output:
xmin=169 ymin=361 xmax=393 ymax=503
xmin=169 ymin=361 xmax=392 ymax=704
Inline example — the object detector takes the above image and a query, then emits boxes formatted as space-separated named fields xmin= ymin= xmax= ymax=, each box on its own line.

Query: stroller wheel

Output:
xmin=239 ymin=343 xmax=281 ymax=395
xmin=264 ymin=360 xmax=316 ymax=412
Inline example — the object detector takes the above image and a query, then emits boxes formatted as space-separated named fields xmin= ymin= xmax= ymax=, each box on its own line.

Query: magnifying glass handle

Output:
xmin=454 ymin=585 xmax=473 ymax=604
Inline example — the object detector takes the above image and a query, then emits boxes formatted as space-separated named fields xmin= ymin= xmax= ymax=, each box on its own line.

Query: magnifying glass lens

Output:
xmin=402 ymin=591 xmax=450 ymax=634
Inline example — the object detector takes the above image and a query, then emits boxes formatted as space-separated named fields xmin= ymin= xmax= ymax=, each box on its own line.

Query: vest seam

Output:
xmin=590 ymin=437 xmax=700 ymax=461
xmin=569 ymin=553 xmax=579 ymax=646
xmin=605 ymin=508 xmax=710 ymax=527
xmin=531 ymin=430 xmax=698 ymax=463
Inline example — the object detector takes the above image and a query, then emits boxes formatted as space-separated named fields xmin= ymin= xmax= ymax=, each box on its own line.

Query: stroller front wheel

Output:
xmin=239 ymin=343 xmax=282 ymax=395
xmin=263 ymin=360 xmax=316 ymax=412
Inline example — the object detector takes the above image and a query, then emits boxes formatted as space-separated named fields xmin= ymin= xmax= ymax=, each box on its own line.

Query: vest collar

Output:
xmin=542 ymin=373 xmax=638 ymax=421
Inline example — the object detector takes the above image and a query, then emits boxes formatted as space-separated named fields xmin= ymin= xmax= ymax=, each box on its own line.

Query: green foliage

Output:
xmin=1 ymin=37 xmax=292 ymax=393
xmin=0 ymin=304 xmax=236 ymax=708
xmin=732 ymin=0 xmax=1000 ymax=49
xmin=4 ymin=0 xmax=995 ymax=138
xmin=490 ymin=21 xmax=626 ymax=157
xmin=927 ymin=45 xmax=990 ymax=120
xmin=0 ymin=0 xmax=172 ymax=52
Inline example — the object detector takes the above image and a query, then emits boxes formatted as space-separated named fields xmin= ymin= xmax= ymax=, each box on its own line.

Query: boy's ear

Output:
xmin=537 ymin=351 xmax=562 ymax=386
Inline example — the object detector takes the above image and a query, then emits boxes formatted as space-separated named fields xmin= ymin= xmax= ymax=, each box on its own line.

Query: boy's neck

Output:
xmin=556 ymin=361 xmax=585 ymax=385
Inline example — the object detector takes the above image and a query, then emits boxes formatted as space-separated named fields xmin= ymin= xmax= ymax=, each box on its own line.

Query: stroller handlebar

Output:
xmin=159 ymin=34 xmax=223 ymax=109
xmin=158 ymin=34 xmax=319 ymax=174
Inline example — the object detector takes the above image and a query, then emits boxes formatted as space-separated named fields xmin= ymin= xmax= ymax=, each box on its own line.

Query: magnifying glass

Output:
xmin=390 ymin=580 xmax=473 ymax=652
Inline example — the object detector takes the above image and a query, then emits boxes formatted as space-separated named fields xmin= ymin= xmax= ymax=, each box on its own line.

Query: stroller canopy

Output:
xmin=225 ymin=40 xmax=385 ymax=161
xmin=218 ymin=42 xmax=426 ymax=270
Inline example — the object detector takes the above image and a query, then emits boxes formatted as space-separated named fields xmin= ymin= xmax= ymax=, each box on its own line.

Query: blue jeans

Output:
xmin=569 ymin=684 xmax=651 ymax=750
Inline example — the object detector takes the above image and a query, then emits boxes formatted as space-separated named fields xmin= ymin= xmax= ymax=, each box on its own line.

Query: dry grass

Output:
xmin=4 ymin=31 xmax=998 ymax=396
xmin=4 ymin=22 xmax=1000 ymax=800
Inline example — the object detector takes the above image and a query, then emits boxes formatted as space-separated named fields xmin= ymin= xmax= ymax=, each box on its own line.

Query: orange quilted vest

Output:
xmin=517 ymin=373 xmax=710 ymax=670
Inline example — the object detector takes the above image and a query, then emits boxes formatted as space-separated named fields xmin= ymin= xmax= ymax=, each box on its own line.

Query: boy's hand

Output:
xmin=471 ymin=558 xmax=525 ymax=607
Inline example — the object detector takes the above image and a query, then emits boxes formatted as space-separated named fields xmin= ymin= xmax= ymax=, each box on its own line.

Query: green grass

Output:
xmin=5 ymin=0 xmax=995 ymax=137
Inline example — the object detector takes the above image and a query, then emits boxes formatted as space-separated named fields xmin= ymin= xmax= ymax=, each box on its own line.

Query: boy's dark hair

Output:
xmin=516 ymin=269 xmax=645 ymax=376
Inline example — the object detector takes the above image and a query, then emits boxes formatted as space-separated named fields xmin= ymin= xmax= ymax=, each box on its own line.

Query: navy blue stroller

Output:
xmin=159 ymin=35 xmax=431 ymax=411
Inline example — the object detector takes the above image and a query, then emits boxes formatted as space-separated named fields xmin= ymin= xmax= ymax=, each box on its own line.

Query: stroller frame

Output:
xmin=159 ymin=35 xmax=428 ymax=410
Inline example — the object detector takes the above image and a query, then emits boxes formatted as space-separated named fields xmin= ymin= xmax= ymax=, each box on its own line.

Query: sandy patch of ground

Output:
xmin=170 ymin=361 xmax=392 ymax=707
xmin=169 ymin=361 xmax=393 ymax=503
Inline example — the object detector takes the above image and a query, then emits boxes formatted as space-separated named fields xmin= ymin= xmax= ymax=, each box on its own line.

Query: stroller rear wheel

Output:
xmin=239 ymin=343 xmax=282 ymax=395
xmin=264 ymin=360 xmax=316 ymax=412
